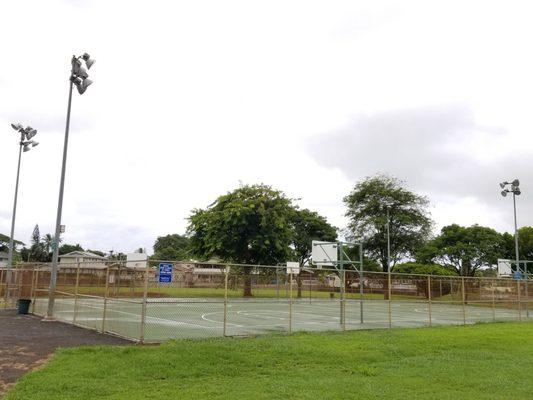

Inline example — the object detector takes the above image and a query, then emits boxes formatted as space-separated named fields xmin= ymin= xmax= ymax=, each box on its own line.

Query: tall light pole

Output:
xmin=500 ymin=179 xmax=521 ymax=275
xmin=6 ymin=124 xmax=39 ymax=296
xmin=386 ymin=206 xmax=391 ymax=274
xmin=46 ymin=53 xmax=95 ymax=319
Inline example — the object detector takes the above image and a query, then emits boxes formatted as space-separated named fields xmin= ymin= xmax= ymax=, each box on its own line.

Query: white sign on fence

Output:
xmin=286 ymin=262 xmax=300 ymax=274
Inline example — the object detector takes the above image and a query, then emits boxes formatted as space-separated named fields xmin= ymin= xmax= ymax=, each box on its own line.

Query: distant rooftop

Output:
xmin=59 ymin=251 xmax=107 ymax=260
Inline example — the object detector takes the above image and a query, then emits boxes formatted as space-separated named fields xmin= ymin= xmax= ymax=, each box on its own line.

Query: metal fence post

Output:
xmin=140 ymin=266 xmax=149 ymax=343
xmin=29 ymin=268 xmax=36 ymax=313
xmin=517 ymin=279 xmax=522 ymax=321
xmin=492 ymin=278 xmax=496 ymax=322
xmin=289 ymin=270 xmax=293 ymax=334
xmin=223 ymin=267 xmax=228 ymax=337
xmin=73 ymin=262 xmax=81 ymax=324
xmin=276 ymin=268 xmax=280 ymax=301
xmin=3 ymin=268 xmax=9 ymax=309
xmin=525 ymin=273 xmax=529 ymax=319
xmin=428 ymin=276 xmax=432 ymax=327
xmin=461 ymin=277 xmax=466 ymax=325
xmin=309 ymin=273 xmax=312 ymax=305
xmin=342 ymin=270 xmax=346 ymax=331
xmin=387 ymin=272 xmax=392 ymax=329
xmin=359 ymin=244 xmax=364 ymax=324
xmin=101 ymin=267 xmax=110 ymax=333
xmin=31 ymin=269 xmax=39 ymax=314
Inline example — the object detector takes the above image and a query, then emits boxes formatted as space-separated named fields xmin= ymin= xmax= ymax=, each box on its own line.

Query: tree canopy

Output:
xmin=344 ymin=174 xmax=432 ymax=272
xmin=153 ymin=234 xmax=191 ymax=261
xmin=0 ymin=233 xmax=24 ymax=253
xmin=187 ymin=184 xmax=294 ymax=266
xmin=187 ymin=184 xmax=296 ymax=296
xmin=59 ymin=243 xmax=84 ymax=255
xmin=417 ymin=224 xmax=503 ymax=276
xmin=291 ymin=208 xmax=337 ymax=267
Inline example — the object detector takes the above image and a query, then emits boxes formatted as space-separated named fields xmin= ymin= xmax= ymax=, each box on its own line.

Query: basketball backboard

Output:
xmin=311 ymin=241 xmax=338 ymax=266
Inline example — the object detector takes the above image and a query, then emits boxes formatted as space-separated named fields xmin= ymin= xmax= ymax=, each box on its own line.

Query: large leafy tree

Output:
xmin=59 ymin=243 xmax=84 ymax=255
xmin=501 ymin=227 xmax=533 ymax=264
xmin=344 ymin=175 xmax=432 ymax=272
xmin=153 ymin=234 xmax=191 ymax=261
xmin=291 ymin=208 xmax=337 ymax=297
xmin=393 ymin=262 xmax=455 ymax=298
xmin=0 ymin=233 xmax=24 ymax=253
xmin=187 ymin=184 xmax=294 ymax=296
xmin=417 ymin=224 xmax=503 ymax=276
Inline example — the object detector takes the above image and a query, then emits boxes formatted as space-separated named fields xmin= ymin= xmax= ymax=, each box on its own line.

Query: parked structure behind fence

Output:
xmin=1 ymin=261 xmax=531 ymax=343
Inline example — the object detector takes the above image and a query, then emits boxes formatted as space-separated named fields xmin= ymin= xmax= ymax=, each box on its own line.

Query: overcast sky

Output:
xmin=1 ymin=0 xmax=532 ymax=254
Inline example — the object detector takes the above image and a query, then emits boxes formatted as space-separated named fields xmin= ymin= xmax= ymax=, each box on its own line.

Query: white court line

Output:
xmin=201 ymin=309 xmax=342 ymax=329
xmin=78 ymin=303 xmax=219 ymax=330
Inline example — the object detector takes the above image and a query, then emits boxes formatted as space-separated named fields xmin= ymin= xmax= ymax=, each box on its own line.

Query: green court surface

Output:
xmin=32 ymin=297 xmax=527 ymax=342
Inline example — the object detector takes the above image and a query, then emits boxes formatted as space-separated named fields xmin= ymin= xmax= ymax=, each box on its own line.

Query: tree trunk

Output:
xmin=243 ymin=266 xmax=253 ymax=297
xmin=383 ymin=275 xmax=390 ymax=300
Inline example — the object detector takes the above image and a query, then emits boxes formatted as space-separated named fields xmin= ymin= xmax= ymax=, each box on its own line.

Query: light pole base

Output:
xmin=41 ymin=316 xmax=58 ymax=322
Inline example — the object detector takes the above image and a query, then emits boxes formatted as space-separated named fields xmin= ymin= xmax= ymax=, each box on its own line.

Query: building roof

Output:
xmin=59 ymin=251 xmax=107 ymax=260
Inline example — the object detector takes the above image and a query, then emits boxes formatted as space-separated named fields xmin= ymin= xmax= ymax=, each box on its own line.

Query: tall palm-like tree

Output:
xmin=42 ymin=234 xmax=54 ymax=255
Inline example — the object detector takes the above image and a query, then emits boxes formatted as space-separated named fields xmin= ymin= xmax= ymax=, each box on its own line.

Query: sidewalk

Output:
xmin=0 ymin=310 xmax=130 ymax=396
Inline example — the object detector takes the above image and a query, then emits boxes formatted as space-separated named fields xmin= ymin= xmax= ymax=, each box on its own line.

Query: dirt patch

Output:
xmin=0 ymin=310 xmax=130 ymax=397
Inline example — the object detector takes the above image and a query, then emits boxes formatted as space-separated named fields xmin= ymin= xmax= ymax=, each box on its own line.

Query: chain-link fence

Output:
xmin=3 ymin=261 xmax=532 ymax=342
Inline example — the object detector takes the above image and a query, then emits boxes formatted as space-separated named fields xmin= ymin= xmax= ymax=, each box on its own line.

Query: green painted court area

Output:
xmin=33 ymin=297 xmax=525 ymax=342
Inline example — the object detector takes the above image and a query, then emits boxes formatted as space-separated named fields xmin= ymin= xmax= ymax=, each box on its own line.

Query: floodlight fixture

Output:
xmin=11 ymin=123 xmax=23 ymax=131
xmin=22 ymin=144 xmax=31 ymax=152
xmin=500 ymin=182 xmax=507 ymax=189
xmin=25 ymin=128 xmax=37 ymax=140
xmin=501 ymin=190 xmax=508 ymax=197
xmin=515 ymin=188 xmax=521 ymax=196
xmin=71 ymin=76 xmax=93 ymax=94
xmin=32 ymin=141 xmax=39 ymax=147
xmin=72 ymin=59 xmax=89 ymax=79
xmin=512 ymin=179 xmax=520 ymax=188
xmin=82 ymin=52 xmax=95 ymax=69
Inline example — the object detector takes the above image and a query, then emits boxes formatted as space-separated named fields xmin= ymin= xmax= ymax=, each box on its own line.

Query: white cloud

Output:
xmin=0 ymin=0 xmax=531 ymax=253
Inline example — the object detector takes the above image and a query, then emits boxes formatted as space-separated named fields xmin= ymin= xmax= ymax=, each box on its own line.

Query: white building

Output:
xmin=0 ymin=251 xmax=8 ymax=268
xmin=59 ymin=251 xmax=108 ymax=269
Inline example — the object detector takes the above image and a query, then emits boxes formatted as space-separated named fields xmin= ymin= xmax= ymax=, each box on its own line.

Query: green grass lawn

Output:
xmin=6 ymin=322 xmax=533 ymax=400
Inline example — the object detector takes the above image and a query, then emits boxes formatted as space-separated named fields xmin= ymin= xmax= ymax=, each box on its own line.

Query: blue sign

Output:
xmin=159 ymin=263 xmax=173 ymax=283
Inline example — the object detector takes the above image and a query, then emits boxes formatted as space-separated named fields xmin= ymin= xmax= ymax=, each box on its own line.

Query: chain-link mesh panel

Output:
xmin=226 ymin=269 xmax=290 ymax=336
xmin=143 ymin=299 xmax=225 ymax=342
xmin=9 ymin=261 xmax=533 ymax=342
xmin=103 ymin=299 xmax=143 ymax=340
